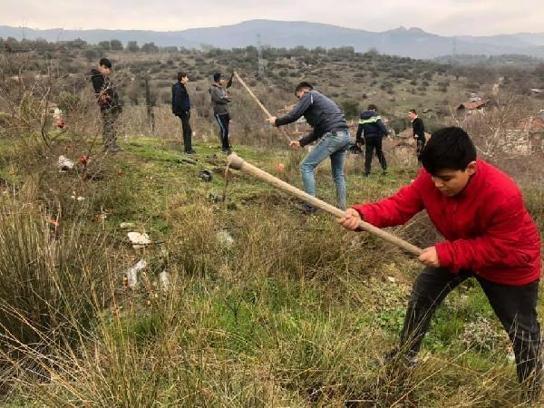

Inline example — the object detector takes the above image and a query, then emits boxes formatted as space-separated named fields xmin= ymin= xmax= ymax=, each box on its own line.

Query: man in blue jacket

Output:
xmin=356 ymin=104 xmax=388 ymax=176
xmin=268 ymin=82 xmax=351 ymax=212
xmin=172 ymin=72 xmax=195 ymax=154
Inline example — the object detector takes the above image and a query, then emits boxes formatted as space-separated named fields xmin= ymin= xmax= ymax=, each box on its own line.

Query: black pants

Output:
xmin=214 ymin=113 xmax=230 ymax=151
xmin=101 ymin=109 xmax=121 ymax=150
xmin=364 ymin=137 xmax=387 ymax=175
xmin=416 ymin=138 xmax=426 ymax=161
xmin=400 ymin=267 xmax=541 ymax=390
xmin=178 ymin=112 xmax=193 ymax=152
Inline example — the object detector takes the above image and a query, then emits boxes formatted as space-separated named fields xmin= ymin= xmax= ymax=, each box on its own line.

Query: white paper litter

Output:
xmin=216 ymin=230 xmax=234 ymax=248
xmin=57 ymin=155 xmax=75 ymax=172
xmin=127 ymin=232 xmax=152 ymax=249
xmin=126 ymin=259 xmax=147 ymax=289
xmin=159 ymin=271 xmax=171 ymax=291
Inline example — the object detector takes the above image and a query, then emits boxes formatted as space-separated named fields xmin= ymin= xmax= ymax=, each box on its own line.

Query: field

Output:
xmin=0 ymin=40 xmax=543 ymax=406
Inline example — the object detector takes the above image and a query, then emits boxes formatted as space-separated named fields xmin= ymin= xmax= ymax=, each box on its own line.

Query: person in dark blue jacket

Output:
xmin=356 ymin=104 xmax=388 ymax=176
xmin=172 ymin=72 xmax=195 ymax=154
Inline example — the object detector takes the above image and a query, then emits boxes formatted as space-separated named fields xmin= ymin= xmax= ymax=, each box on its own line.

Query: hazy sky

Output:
xmin=1 ymin=0 xmax=543 ymax=36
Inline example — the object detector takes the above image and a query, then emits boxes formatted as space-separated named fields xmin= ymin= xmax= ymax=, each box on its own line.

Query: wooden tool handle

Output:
xmin=233 ymin=71 xmax=292 ymax=142
xmin=234 ymin=71 xmax=273 ymax=118
xmin=227 ymin=153 xmax=423 ymax=257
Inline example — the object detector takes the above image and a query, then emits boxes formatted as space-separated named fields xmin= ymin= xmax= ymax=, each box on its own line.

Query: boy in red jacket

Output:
xmin=339 ymin=127 xmax=541 ymax=396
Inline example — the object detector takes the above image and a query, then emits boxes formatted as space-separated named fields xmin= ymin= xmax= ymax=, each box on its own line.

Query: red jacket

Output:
xmin=352 ymin=160 xmax=541 ymax=285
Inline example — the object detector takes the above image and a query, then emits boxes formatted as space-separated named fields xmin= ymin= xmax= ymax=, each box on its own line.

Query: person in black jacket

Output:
xmin=267 ymin=82 xmax=351 ymax=212
xmin=356 ymin=104 xmax=388 ymax=176
xmin=172 ymin=72 xmax=195 ymax=154
xmin=409 ymin=109 xmax=426 ymax=161
xmin=89 ymin=57 xmax=122 ymax=152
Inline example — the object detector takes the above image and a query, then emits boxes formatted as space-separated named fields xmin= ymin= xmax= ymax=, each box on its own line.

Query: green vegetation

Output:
xmin=0 ymin=134 xmax=539 ymax=406
xmin=0 ymin=39 xmax=543 ymax=406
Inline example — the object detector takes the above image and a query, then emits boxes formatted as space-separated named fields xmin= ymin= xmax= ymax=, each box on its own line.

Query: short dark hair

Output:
xmin=295 ymin=81 xmax=313 ymax=94
xmin=178 ymin=71 xmax=188 ymax=81
xmin=409 ymin=109 xmax=417 ymax=115
xmin=420 ymin=127 xmax=477 ymax=174
xmin=368 ymin=104 xmax=378 ymax=111
xmin=99 ymin=58 xmax=112 ymax=69
xmin=213 ymin=72 xmax=221 ymax=82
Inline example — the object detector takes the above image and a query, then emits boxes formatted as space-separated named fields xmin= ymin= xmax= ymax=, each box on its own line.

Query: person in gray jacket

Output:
xmin=268 ymin=82 xmax=351 ymax=212
xmin=209 ymin=72 xmax=234 ymax=153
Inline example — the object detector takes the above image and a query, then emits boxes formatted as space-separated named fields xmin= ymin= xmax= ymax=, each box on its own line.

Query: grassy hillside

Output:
xmin=0 ymin=134 xmax=541 ymax=406
xmin=1 ymin=38 xmax=544 ymax=406
xmin=2 ymin=39 xmax=544 ymax=138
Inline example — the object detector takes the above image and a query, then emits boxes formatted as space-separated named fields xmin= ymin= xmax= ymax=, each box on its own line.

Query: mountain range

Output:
xmin=1 ymin=19 xmax=544 ymax=59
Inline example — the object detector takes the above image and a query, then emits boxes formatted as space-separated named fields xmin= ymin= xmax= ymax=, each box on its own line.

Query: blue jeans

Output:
xmin=300 ymin=129 xmax=351 ymax=209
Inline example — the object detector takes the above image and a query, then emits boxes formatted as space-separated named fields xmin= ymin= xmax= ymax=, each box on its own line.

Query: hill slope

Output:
xmin=2 ymin=20 xmax=544 ymax=58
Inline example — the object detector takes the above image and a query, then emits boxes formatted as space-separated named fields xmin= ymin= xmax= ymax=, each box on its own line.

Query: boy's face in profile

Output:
xmin=295 ymin=88 xmax=311 ymax=99
xmin=98 ymin=65 xmax=112 ymax=76
xmin=430 ymin=161 xmax=477 ymax=197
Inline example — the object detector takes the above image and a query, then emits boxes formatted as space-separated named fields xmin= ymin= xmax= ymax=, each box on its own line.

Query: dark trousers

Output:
xmin=178 ymin=112 xmax=193 ymax=152
xmin=101 ymin=109 xmax=121 ymax=150
xmin=214 ymin=113 xmax=230 ymax=151
xmin=416 ymin=138 xmax=426 ymax=161
xmin=364 ymin=137 xmax=387 ymax=175
xmin=400 ymin=267 xmax=541 ymax=391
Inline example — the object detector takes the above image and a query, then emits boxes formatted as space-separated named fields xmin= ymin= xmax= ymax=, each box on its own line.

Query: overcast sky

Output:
xmin=1 ymin=0 xmax=543 ymax=36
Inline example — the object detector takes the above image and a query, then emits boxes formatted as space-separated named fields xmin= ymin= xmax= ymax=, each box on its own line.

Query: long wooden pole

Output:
xmin=233 ymin=71 xmax=292 ymax=142
xmin=227 ymin=153 xmax=423 ymax=257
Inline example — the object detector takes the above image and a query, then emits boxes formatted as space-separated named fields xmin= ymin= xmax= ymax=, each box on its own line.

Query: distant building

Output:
xmin=456 ymin=100 xmax=489 ymax=114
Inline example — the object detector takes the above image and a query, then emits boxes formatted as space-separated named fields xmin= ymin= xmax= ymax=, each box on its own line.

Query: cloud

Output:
xmin=1 ymin=0 xmax=543 ymax=35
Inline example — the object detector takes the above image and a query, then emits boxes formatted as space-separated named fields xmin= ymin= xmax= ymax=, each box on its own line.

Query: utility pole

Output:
xmin=257 ymin=34 xmax=265 ymax=79
xmin=144 ymin=73 xmax=155 ymax=135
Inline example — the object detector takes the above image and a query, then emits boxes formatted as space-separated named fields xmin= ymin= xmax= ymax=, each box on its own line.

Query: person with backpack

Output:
xmin=356 ymin=104 xmax=388 ymax=176
xmin=89 ymin=57 xmax=122 ymax=152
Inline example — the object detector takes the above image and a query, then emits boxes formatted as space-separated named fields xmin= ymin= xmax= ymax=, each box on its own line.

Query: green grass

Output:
xmin=0 ymin=135 xmax=541 ymax=406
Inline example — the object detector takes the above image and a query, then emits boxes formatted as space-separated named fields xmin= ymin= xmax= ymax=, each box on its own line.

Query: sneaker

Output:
xmin=299 ymin=203 xmax=317 ymax=215
xmin=185 ymin=149 xmax=196 ymax=154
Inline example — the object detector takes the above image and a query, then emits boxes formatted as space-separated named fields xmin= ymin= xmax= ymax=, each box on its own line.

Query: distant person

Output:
xmin=209 ymin=72 xmax=234 ymax=154
xmin=89 ymin=57 xmax=122 ymax=153
xmin=408 ymin=109 xmax=425 ymax=161
xmin=267 ymin=82 xmax=351 ymax=213
xmin=340 ymin=127 xmax=542 ymax=401
xmin=172 ymin=72 xmax=195 ymax=154
xmin=356 ymin=104 xmax=388 ymax=176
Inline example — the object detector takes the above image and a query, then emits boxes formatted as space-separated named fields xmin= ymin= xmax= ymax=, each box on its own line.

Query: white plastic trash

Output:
xmin=58 ymin=155 xmax=75 ymax=172
xmin=159 ymin=271 xmax=171 ymax=291
xmin=216 ymin=230 xmax=234 ymax=248
xmin=127 ymin=232 xmax=152 ymax=249
xmin=126 ymin=259 xmax=147 ymax=289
